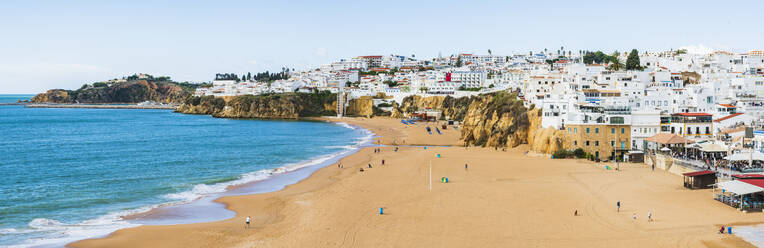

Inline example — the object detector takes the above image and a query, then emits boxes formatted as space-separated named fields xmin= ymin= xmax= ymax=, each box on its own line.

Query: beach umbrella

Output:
xmin=660 ymin=147 xmax=671 ymax=152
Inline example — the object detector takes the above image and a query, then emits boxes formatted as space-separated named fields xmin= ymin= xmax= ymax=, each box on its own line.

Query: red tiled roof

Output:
xmin=733 ymin=174 xmax=764 ymax=179
xmin=718 ymin=104 xmax=736 ymax=108
xmin=645 ymin=133 xmax=695 ymax=144
xmin=740 ymin=179 xmax=764 ymax=188
xmin=683 ymin=170 xmax=716 ymax=177
xmin=714 ymin=113 xmax=744 ymax=123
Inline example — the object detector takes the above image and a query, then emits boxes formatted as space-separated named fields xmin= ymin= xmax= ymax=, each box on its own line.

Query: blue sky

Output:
xmin=1 ymin=0 xmax=762 ymax=93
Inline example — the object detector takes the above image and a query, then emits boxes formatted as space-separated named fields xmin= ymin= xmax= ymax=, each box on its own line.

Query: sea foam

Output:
xmin=8 ymin=121 xmax=374 ymax=248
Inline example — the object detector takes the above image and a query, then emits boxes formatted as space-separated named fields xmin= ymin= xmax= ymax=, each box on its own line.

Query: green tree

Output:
xmin=608 ymin=56 xmax=623 ymax=71
xmin=456 ymin=56 xmax=462 ymax=67
xmin=626 ymin=49 xmax=641 ymax=70
xmin=488 ymin=49 xmax=492 ymax=55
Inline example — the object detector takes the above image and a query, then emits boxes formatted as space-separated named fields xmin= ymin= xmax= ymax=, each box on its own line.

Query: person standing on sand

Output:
xmin=245 ymin=216 xmax=251 ymax=229
xmin=617 ymin=201 xmax=621 ymax=212
xmin=647 ymin=211 xmax=652 ymax=222
xmin=382 ymin=159 xmax=385 ymax=165
xmin=368 ymin=163 xmax=372 ymax=168
xmin=465 ymin=163 xmax=468 ymax=170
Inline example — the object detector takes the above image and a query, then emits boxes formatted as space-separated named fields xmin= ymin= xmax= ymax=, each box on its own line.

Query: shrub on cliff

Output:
xmin=573 ymin=148 xmax=586 ymax=158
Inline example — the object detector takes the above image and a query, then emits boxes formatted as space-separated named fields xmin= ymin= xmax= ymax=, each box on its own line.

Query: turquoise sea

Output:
xmin=0 ymin=94 xmax=370 ymax=247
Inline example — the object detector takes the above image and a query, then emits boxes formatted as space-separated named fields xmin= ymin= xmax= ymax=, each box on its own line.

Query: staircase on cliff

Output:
xmin=337 ymin=91 xmax=347 ymax=117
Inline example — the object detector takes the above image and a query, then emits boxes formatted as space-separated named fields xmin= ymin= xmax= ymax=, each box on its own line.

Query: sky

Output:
xmin=1 ymin=0 xmax=763 ymax=94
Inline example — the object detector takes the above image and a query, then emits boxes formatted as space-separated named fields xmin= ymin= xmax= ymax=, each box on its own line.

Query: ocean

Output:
xmin=0 ymin=94 xmax=370 ymax=247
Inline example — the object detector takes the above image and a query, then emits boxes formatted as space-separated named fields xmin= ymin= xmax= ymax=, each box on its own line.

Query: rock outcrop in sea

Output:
xmin=32 ymin=80 xmax=191 ymax=104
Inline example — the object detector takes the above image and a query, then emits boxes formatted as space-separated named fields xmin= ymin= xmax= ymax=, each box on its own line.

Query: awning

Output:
xmin=716 ymin=180 xmax=764 ymax=195
xmin=724 ymin=152 xmax=764 ymax=161
xmin=699 ymin=143 xmax=728 ymax=153
xmin=683 ymin=170 xmax=716 ymax=177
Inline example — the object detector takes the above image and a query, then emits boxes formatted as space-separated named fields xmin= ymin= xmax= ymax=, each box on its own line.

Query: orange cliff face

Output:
xmin=31 ymin=89 xmax=72 ymax=103
xmin=389 ymin=92 xmax=570 ymax=154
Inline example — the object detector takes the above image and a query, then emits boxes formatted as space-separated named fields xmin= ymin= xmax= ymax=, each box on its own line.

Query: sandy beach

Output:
xmin=70 ymin=117 xmax=764 ymax=248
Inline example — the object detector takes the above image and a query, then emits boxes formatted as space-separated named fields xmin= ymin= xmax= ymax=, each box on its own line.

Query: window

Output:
xmin=621 ymin=141 xmax=625 ymax=149
xmin=611 ymin=141 xmax=615 ymax=146
xmin=671 ymin=127 xmax=675 ymax=133
xmin=621 ymin=128 xmax=625 ymax=134
xmin=706 ymin=127 xmax=710 ymax=134
xmin=568 ymin=128 xmax=571 ymax=133
xmin=574 ymin=141 xmax=577 ymax=146
xmin=586 ymin=141 xmax=590 ymax=146
xmin=574 ymin=128 xmax=577 ymax=133
xmin=611 ymin=128 xmax=615 ymax=134
xmin=595 ymin=141 xmax=599 ymax=146
xmin=696 ymin=127 xmax=700 ymax=135
xmin=586 ymin=128 xmax=590 ymax=133
xmin=595 ymin=128 xmax=599 ymax=133
xmin=595 ymin=151 xmax=599 ymax=158
xmin=687 ymin=127 xmax=692 ymax=134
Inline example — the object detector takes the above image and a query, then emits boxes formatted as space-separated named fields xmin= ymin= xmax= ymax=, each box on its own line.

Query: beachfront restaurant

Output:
xmin=645 ymin=133 xmax=694 ymax=153
xmin=682 ymin=170 xmax=717 ymax=189
xmin=723 ymin=152 xmax=764 ymax=173
xmin=714 ymin=179 xmax=764 ymax=212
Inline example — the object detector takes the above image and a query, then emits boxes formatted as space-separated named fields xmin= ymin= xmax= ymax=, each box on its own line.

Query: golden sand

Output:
xmin=69 ymin=117 xmax=763 ymax=248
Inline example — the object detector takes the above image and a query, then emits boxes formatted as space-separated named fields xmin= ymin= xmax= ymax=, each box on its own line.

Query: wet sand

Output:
xmin=69 ymin=117 xmax=764 ymax=248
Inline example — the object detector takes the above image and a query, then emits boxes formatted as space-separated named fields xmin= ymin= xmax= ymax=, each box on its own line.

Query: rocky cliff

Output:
xmin=345 ymin=96 xmax=374 ymax=118
xmin=389 ymin=92 xmax=570 ymax=154
xmin=32 ymin=80 xmax=191 ymax=104
xmin=176 ymin=91 xmax=336 ymax=119
xmin=391 ymin=95 xmax=473 ymax=120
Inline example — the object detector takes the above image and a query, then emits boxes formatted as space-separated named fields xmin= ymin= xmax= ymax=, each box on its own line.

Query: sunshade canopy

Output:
xmin=716 ymin=180 xmax=764 ymax=195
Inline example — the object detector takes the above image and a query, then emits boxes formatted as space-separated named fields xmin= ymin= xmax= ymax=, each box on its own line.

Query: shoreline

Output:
xmin=7 ymin=119 xmax=372 ymax=248
xmin=123 ymin=127 xmax=374 ymax=225
xmin=68 ymin=117 xmax=764 ymax=248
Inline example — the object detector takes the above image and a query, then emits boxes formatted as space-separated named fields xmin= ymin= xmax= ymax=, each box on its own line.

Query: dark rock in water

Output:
xmin=32 ymin=79 xmax=193 ymax=104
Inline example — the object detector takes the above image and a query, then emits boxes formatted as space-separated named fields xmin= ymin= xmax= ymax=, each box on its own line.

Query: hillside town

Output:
xmin=195 ymin=49 xmax=764 ymax=174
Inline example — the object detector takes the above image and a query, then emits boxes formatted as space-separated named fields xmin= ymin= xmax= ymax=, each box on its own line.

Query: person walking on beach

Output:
xmin=647 ymin=211 xmax=652 ymax=222
xmin=382 ymin=159 xmax=385 ymax=165
xmin=465 ymin=163 xmax=468 ymax=171
xmin=617 ymin=201 xmax=621 ymax=212
xmin=245 ymin=216 xmax=251 ymax=229
xmin=652 ymin=164 xmax=655 ymax=171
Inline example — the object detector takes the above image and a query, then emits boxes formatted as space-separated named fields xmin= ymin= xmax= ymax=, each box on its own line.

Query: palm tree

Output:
xmin=488 ymin=49 xmax=492 ymax=55
xmin=608 ymin=57 xmax=624 ymax=71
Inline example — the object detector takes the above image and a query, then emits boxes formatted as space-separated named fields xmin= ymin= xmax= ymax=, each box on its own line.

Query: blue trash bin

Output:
xmin=727 ymin=226 xmax=732 ymax=234
xmin=379 ymin=208 xmax=383 ymax=215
